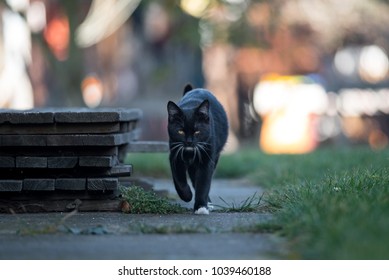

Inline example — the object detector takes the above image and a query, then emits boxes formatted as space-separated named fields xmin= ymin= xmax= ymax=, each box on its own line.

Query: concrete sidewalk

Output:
xmin=0 ymin=179 xmax=287 ymax=260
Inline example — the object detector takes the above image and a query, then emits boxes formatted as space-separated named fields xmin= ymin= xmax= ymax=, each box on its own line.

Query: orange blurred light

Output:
xmin=253 ymin=74 xmax=327 ymax=154
xmin=368 ymin=129 xmax=388 ymax=150
xmin=260 ymin=109 xmax=317 ymax=154
xmin=81 ymin=75 xmax=103 ymax=108
xmin=44 ymin=14 xmax=69 ymax=61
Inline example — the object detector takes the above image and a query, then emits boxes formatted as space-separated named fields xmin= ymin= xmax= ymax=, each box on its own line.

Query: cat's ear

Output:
xmin=183 ymin=84 xmax=193 ymax=96
xmin=196 ymin=99 xmax=209 ymax=122
xmin=167 ymin=101 xmax=183 ymax=122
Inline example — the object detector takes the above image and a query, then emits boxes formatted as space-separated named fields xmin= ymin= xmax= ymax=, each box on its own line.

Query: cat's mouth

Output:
xmin=183 ymin=146 xmax=196 ymax=164
xmin=184 ymin=146 xmax=195 ymax=153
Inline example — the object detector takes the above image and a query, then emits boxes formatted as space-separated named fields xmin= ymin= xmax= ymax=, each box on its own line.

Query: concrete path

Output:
xmin=0 ymin=179 xmax=287 ymax=260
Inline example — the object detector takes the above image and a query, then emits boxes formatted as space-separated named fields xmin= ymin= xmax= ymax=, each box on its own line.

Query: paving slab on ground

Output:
xmin=0 ymin=179 xmax=287 ymax=260
xmin=152 ymin=178 xmax=265 ymax=210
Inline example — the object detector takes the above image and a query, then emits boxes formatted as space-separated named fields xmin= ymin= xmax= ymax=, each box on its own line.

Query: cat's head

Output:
xmin=167 ymin=99 xmax=210 ymax=153
xmin=167 ymin=99 xmax=209 ymax=142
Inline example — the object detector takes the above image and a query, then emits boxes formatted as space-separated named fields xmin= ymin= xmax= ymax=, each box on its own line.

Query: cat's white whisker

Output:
xmin=171 ymin=144 xmax=185 ymax=171
xmin=192 ymin=147 xmax=197 ymax=163
xmin=170 ymin=143 xmax=183 ymax=152
xmin=197 ymin=141 xmax=211 ymax=146
xmin=197 ymin=143 xmax=215 ymax=165
xmin=180 ymin=147 xmax=185 ymax=162
xmin=195 ymin=146 xmax=203 ymax=163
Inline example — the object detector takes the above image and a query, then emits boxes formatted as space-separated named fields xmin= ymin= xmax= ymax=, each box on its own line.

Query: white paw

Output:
xmin=194 ymin=207 xmax=209 ymax=215
xmin=207 ymin=202 xmax=214 ymax=211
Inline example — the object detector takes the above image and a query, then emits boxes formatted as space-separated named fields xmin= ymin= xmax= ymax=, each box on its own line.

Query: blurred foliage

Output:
xmin=17 ymin=0 xmax=389 ymax=105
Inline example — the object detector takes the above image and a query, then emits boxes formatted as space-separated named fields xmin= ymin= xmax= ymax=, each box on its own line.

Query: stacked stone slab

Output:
xmin=0 ymin=108 xmax=142 ymax=193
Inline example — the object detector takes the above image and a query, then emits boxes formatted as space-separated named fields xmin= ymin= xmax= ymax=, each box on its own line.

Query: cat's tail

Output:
xmin=183 ymin=84 xmax=193 ymax=96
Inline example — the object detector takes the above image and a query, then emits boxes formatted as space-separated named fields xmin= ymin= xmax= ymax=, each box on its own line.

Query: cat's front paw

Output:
xmin=194 ymin=207 xmax=209 ymax=215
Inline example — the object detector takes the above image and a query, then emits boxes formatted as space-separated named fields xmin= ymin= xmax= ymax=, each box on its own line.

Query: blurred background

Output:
xmin=1 ymin=0 xmax=389 ymax=154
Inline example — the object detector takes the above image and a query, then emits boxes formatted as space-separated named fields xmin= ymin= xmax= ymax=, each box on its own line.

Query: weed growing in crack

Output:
xmin=120 ymin=186 xmax=188 ymax=214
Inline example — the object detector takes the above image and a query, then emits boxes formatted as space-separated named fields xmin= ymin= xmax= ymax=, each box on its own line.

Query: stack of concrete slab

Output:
xmin=0 ymin=108 xmax=142 ymax=194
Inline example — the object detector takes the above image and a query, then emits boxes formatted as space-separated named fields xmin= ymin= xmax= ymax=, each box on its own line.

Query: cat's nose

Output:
xmin=185 ymin=138 xmax=194 ymax=146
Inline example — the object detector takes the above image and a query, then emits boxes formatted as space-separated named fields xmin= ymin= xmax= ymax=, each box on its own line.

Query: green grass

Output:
xmin=124 ymin=153 xmax=171 ymax=177
xmin=225 ymin=146 xmax=389 ymax=259
xmin=217 ymin=146 xmax=388 ymax=188
xmin=129 ymin=223 xmax=212 ymax=234
xmin=232 ymin=222 xmax=283 ymax=234
xmin=269 ymin=167 xmax=389 ymax=259
xmin=214 ymin=192 xmax=267 ymax=213
xmin=120 ymin=186 xmax=187 ymax=214
xmin=126 ymin=145 xmax=389 ymax=259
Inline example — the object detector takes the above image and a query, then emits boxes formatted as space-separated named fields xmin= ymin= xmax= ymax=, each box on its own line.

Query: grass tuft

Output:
xmin=130 ymin=223 xmax=212 ymax=234
xmin=120 ymin=186 xmax=188 ymax=214
xmin=215 ymin=192 xmax=267 ymax=213
xmin=232 ymin=222 xmax=283 ymax=234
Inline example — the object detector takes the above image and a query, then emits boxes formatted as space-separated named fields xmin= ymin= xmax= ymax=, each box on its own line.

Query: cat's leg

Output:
xmin=172 ymin=168 xmax=193 ymax=202
xmin=191 ymin=163 xmax=213 ymax=215
xmin=206 ymin=154 xmax=220 ymax=211
xmin=169 ymin=156 xmax=192 ymax=202
xmin=188 ymin=166 xmax=214 ymax=211
xmin=188 ymin=167 xmax=196 ymax=189
xmin=188 ymin=168 xmax=213 ymax=211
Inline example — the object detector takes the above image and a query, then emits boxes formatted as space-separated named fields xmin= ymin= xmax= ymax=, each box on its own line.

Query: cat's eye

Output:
xmin=178 ymin=130 xmax=185 ymax=135
xmin=194 ymin=131 xmax=200 ymax=135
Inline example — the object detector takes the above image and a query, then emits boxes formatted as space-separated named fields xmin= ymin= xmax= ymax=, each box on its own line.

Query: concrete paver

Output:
xmin=0 ymin=179 xmax=287 ymax=260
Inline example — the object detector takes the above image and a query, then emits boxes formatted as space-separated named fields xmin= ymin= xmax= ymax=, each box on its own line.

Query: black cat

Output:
xmin=167 ymin=84 xmax=228 ymax=214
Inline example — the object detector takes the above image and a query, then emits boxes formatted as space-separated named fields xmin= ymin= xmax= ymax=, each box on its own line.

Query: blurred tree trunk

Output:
xmin=41 ymin=1 xmax=84 ymax=106
xmin=203 ymin=43 xmax=239 ymax=152
xmin=59 ymin=1 xmax=84 ymax=106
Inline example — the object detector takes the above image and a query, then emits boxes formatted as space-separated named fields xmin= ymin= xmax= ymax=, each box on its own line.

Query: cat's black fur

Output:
xmin=167 ymin=84 xmax=228 ymax=214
